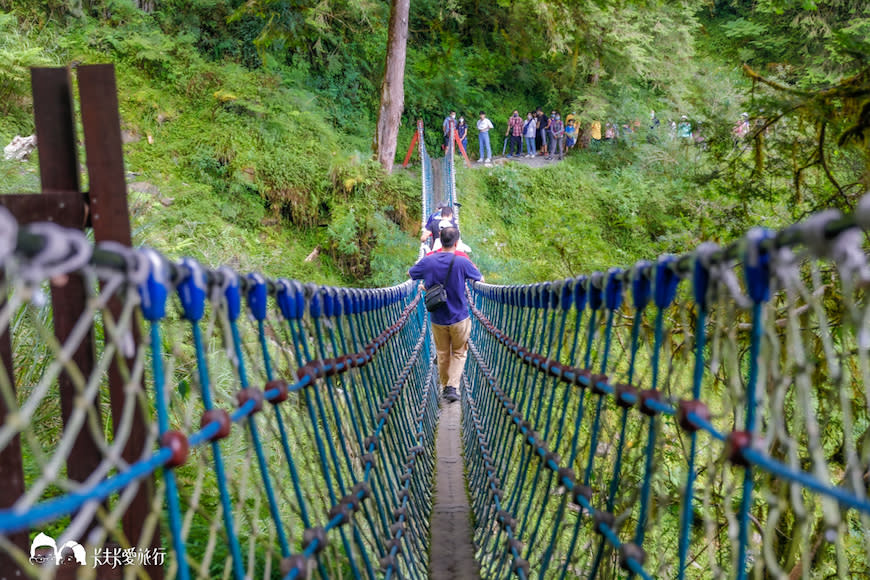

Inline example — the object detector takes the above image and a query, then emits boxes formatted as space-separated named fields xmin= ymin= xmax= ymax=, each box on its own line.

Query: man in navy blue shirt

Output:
xmin=409 ymin=226 xmax=483 ymax=402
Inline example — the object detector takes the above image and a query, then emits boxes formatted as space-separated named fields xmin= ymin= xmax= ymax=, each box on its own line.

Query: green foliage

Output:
xmin=456 ymin=154 xmax=701 ymax=282
xmin=368 ymin=212 xmax=421 ymax=287
xmin=0 ymin=11 xmax=53 ymax=122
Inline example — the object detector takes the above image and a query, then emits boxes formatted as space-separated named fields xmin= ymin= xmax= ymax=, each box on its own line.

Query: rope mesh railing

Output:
xmin=0 ymin=207 xmax=438 ymax=579
xmin=443 ymin=119 xmax=457 ymax=217
xmin=418 ymin=120 xmax=435 ymax=261
xmin=464 ymin=198 xmax=870 ymax=578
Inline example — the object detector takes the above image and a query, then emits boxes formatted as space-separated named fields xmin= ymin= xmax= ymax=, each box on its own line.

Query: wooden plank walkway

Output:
xmin=429 ymin=397 xmax=480 ymax=579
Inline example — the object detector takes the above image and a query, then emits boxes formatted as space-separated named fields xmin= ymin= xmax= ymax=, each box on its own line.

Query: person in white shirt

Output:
xmin=476 ymin=111 xmax=494 ymax=163
xmin=523 ymin=112 xmax=537 ymax=158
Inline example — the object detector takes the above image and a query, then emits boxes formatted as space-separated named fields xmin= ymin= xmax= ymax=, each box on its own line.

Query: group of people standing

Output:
xmin=442 ymin=108 xmax=576 ymax=163
xmin=509 ymin=108 xmax=576 ymax=160
xmin=441 ymin=108 xmax=718 ymax=161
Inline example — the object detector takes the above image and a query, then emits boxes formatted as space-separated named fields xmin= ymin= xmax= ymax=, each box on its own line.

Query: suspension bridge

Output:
xmin=1 ymin=67 xmax=870 ymax=580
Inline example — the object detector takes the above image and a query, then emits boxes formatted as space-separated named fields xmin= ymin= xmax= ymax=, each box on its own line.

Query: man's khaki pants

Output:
xmin=431 ymin=317 xmax=472 ymax=388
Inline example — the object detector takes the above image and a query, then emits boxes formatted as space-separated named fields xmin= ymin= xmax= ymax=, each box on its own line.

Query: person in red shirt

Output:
xmin=505 ymin=110 xmax=524 ymax=158
xmin=426 ymin=219 xmax=477 ymax=266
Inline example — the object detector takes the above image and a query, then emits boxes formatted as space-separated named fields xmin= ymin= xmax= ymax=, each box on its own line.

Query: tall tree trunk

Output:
xmin=375 ymin=0 xmax=410 ymax=174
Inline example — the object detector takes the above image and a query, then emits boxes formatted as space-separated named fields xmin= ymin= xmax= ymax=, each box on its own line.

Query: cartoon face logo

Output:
xmin=57 ymin=541 xmax=87 ymax=565
xmin=29 ymin=533 xmax=85 ymax=566
xmin=29 ymin=532 xmax=56 ymax=566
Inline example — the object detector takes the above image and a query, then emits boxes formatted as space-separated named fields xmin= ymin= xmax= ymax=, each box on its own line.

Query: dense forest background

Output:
xmin=0 ymin=0 xmax=868 ymax=284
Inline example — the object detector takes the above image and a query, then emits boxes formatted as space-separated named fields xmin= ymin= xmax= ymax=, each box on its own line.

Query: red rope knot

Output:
xmin=389 ymin=522 xmax=405 ymax=536
xmin=548 ymin=361 xmax=567 ymax=379
xmin=575 ymin=368 xmax=592 ymax=389
xmin=327 ymin=502 xmax=351 ymax=526
xmin=590 ymin=374 xmax=610 ymax=395
xmin=593 ymin=510 xmax=616 ymax=536
xmin=280 ymin=555 xmax=310 ymax=580
xmin=352 ymin=481 xmax=371 ymax=500
xmin=497 ymin=510 xmax=517 ymax=531
xmin=364 ymin=435 xmax=379 ymax=452
xmin=524 ymin=430 xmax=540 ymax=447
xmin=726 ymin=430 xmax=753 ymax=467
xmin=619 ymin=542 xmax=647 ymax=571
xmin=557 ymin=467 xmax=575 ymax=487
xmin=265 ymin=379 xmax=289 ymax=404
xmin=379 ymin=554 xmax=396 ymax=572
xmin=545 ymin=450 xmax=561 ymax=466
xmin=677 ymin=399 xmax=712 ymax=433
xmin=639 ymin=389 xmax=663 ymax=416
xmin=511 ymin=556 xmax=530 ymax=577
xmin=160 ymin=431 xmax=189 ymax=468
xmin=572 ymin=484 xmax=592 ymax=507
xmin=236 ymin=387 xmax=264 ymax=414
xmin=302 ymin=527 xmax=327 ymax=555
xmin=387 ymin=537 xmax=402 ymax=555
xmin=615 ymin=383 xmax=638 ymax=408
xmin=200 ymin=408 xmax=231 ymax=441
xmin=295 ymin=362 xmax=321 ymax=384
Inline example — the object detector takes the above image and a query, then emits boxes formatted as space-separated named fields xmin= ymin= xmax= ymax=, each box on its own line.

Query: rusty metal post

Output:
xmin=77 ymin=64 xmax=162 ymax=579
xmin=0 ymin=66 xmax=101 ymax=578
xmin=33 ymin=69 xmax=107 ymax=528
xmin=0 ymin=65 xmax=163 ymax=577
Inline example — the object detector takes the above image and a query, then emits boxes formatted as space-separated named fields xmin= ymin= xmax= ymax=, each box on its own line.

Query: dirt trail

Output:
xmin=468 ymin=152 xmax=566 ymax=170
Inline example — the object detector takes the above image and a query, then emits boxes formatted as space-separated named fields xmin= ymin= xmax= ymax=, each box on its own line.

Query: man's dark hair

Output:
xmin=479 ymin=110 xmax=485 ymax=116
xmin=440 ymin=226 xmax=460 ymax=249
xmin=440 ymin=206 xmax=454 ymax=218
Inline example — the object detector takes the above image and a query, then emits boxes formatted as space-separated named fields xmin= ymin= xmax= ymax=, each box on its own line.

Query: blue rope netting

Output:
xmin=419 ymin=121 xmax=434 ymax=230
xmin=464 ymin=197 xmax=870 ymax=577
xmin=0 ymin=207 xmax=438 ymax=579
xmin=443 ymin=119 xmax=457 ymax=213
xmin=3 ymin=142 xmax=870 ymax=579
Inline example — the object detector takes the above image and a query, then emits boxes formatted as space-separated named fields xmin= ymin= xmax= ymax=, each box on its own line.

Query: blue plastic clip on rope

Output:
xmin=735 ymin=228 xmax=773 ymax=580
xmin=177 ymin=257 xmax=207 ymax=322
xmin=247 ymin=272 xmax=268 ymax=321
xmin=605 ymin=268 xmax=624 ymax=312
xmin=588 ymin=272 xmax=604 ymax=311
xmin=137 ymin=248 xmax=169 ymax=322
xmin=136 ymin=248 xmax=190 ymax=580
xmin=631 ymin=261 xmax=652 ymax=310
xmin=221 ymin=267 xmax=242 ymax=321
xmin=676 ymin=244 xmax=717 ymax=580
xmin=653 ymin=255 xmax=680 ymax=310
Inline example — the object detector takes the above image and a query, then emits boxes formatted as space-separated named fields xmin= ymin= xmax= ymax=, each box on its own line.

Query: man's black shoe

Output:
xmin=442 ymin=386 xmax=460 ymax=403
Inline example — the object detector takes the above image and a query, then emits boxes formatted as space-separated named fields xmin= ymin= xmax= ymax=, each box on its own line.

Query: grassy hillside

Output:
xmin=455 ymin=140 xmax=796 ymax=284
xmin=0 ymin=4 xmax=420 ymax=286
